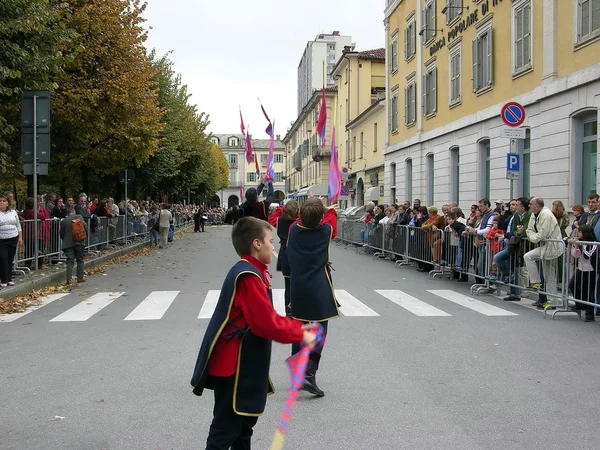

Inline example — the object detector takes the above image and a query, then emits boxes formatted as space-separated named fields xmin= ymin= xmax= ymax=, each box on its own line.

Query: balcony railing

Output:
xmin=228 ymin=163 xmax=238 ymax=169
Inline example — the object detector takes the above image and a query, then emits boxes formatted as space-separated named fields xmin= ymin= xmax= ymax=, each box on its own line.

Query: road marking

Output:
xmin=336 ymin=290 xmax=380 ymax=316
xmin=271 ymin=289 xmax=286 ymax=316
xmin=198 ymin=290 xmax=220 ymax=319
xmin=0 ymin=293 xmax=70 ymax=323
xmin=124 ymin=291 xmax=179 ymax=321
xmin=375 ymin=290 xmax=450 ymax=317
xmin=428 ymin=290 xmax=518 ymax=316
xmin=49 ymin=292 xmax=125 ymax=322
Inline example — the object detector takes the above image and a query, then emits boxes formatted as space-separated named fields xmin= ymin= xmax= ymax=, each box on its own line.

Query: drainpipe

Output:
xmin=344 ymin=53 xmax=351 ymax=169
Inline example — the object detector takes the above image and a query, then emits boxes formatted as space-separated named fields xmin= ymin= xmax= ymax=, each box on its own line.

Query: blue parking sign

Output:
xmin=507 ymin=153 xmax=520 ymax=171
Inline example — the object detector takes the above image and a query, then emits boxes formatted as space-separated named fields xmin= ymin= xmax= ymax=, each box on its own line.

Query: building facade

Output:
xmin=284 ymin=87 xmax=338 ymax=200
xmin=297 ymin=31 xmax=354 ymax=114
xmin=332 ymin=48 xmax=387 ymax=206
xmin=384 ymin=0 xmax=600 ymax=209
xmin=210 ymin=134 xmax=286 ymax=207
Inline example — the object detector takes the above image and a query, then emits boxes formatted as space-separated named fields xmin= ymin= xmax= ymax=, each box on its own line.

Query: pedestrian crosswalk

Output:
xmin=0 ymin=287 xmax=527 ymax=324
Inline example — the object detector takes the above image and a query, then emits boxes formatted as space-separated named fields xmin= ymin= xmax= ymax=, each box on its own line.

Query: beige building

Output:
xmin=210 ymin=134 xmax=286 ymax=207
xmin=332 ymin=48 xmax=387 ymax=206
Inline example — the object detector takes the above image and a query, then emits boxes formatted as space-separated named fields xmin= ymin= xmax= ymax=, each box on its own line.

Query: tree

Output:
xmin=49 ymin=0 xmax=163 ymax=193
xmin=0 ymin=0 xmax=75 ymax=192
xmin=209 ymin=144 xmax=229 ymax=193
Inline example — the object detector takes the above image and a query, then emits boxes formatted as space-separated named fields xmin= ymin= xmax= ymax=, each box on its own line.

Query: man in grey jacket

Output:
xmin=60 ymin=210 xmax=89 ymax=284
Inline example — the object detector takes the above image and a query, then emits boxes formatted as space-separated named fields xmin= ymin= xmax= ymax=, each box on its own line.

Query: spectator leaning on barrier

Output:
xmin=569 ymin=224 xmax=597 ymax=322
xmin=0 ymin=193 xmax=22 ymax=288
xmin=524 ymin=197 xmax=564 ymax=307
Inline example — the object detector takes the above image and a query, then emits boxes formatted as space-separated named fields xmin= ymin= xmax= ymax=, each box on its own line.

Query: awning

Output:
xmin=297 ymin=184 xmax=329 ymax=197
xmin=365 ymin=186 xmax=379 ymax=201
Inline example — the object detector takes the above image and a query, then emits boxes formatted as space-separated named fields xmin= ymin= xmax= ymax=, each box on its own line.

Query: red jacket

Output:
xmin=208 ymin=255 xmax=304 ymax=377
xmin=486 ymin=227 xmax=505 ymax=252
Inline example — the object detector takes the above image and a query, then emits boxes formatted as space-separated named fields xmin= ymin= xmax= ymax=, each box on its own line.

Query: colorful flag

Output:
xmin=239 ymin=107 xmax=245 ymax=135
xmin=239 ymin=184 xmax=244 ymax=204
xmin=327 ymin=125 xmax=342 ymax=202
xmin=265 ymin=121 xmax=275 ymax=182
xmin=254 ymin=153 xmax=261 ymax=178
xmin=269 ymin=323 xmax=325 ymax=450
xmin=316 ymin=88 xmax=327 ymax=148
xmin=245 ymin=127 xmax=253 ymax=164
xmin=258 ymin=98 xmax=273 ymax=137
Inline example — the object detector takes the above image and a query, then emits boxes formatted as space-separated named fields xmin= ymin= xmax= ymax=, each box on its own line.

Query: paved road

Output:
xmin=1 ymin=225 xmax=599 ymax=449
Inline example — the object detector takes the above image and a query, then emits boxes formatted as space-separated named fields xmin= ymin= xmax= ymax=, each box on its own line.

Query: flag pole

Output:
xmin=322 ymin=59 xmax=325 ymax=87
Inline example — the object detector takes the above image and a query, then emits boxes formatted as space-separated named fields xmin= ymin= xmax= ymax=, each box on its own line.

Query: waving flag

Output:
xmin=316 ymin=88 xmax=327 ymax=148
xmin=245 ymin=127 xmax=253 ymax=164
xmin=254 ymin=154 xmax=261 ymax=178
xmin=239 ymin=184 xmax=244 ymax=204
xmin=258 ymin=98 xmax=273 ymax=137
xmin=269 ymin=323 xmax=325 ymax=450
xmin=265 ymin=121 xmax=275 ymax=181
xmin=327 ymin=124 xmax=342 ymax=202
xmin=239 ymin=107 xmax=245 ymax=135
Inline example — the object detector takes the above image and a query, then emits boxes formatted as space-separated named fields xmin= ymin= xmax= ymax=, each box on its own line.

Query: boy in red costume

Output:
xmin=191 ymin=216 xmax=316 ymax=450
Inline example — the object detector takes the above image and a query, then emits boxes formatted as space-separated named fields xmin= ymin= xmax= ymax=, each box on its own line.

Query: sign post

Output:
xmin=501 ymin=101 xmax=526 ymax=203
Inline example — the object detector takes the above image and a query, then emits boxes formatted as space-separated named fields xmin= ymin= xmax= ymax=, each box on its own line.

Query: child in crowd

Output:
xmin=569 ymin=224 xmax=597 ymax=322
xmin=190 ymin=217 xmax=316 ymax=450
xmin=486 ymin=217 xmax=505 ymax=280
xmin=286 ymin=197 xmax=339 ymax=397
xmin=445 ymin=212 xmax=469 ymax=282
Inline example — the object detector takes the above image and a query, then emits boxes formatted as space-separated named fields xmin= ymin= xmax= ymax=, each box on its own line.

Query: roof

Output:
xmin=357 ymin=48 xmax=385 ymax=60
xmin=210 ymin=134 xmax=285 ymax=150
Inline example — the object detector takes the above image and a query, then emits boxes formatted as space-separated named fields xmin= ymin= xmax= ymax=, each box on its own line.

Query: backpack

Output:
xmin=72 ymin=218 xmax=87 ymax=242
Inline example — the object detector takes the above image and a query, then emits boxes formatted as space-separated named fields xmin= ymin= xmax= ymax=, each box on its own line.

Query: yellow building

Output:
xmin=283 ymin=87 xmax=338 ymax=201
xmin=331 ymin=48 xmax=387 ymax=206
xmin=384 ymin=0 xmax=600 ymax=208
xmin=210 ymin=134 xmax=286 ymax=207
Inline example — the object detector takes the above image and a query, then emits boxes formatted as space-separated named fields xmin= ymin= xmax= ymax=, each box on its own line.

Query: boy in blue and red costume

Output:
xmin=286 ymin=197 xmax=339 ymax=397
xmin=191 ymin=216 xmax=316 ymax=450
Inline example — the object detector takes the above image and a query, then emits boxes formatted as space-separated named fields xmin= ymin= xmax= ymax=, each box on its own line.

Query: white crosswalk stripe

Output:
xmin=124 ymin=291 xmax=179 ymax=321
xmin=375 ymin=290 xmax=451 ymax=317
xmin=0 ymin=293 xmax=70 ymax=323
xmin=49 ymin=292 xmax=125 ymax=322
xmin=0 ymin=287 xmax=521 ymax=323
xmin=428 ymin=290 xmax=519 ymax=317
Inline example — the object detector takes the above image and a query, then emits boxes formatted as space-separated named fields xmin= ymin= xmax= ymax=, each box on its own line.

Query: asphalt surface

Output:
xmin=1 ymin=225 xmax=599 ymax=450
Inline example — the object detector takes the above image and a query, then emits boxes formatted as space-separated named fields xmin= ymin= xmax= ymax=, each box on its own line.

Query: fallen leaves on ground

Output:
xmin=0 ymin=284 xmax=72 ymax=315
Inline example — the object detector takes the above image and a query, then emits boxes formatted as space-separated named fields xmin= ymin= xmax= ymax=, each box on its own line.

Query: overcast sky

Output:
xmin=142 ymin=0 xmax=384 ymax=140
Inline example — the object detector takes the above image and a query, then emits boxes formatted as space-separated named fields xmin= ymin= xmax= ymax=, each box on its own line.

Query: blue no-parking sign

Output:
xmin=501 ymin=102 xmax=526 ymax=127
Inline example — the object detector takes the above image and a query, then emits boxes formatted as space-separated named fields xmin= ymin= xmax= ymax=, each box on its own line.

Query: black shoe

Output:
xmin=302 ymin=360 xmax=324 ymax=397
xmin=503 ymin=295 xmax=521 ymax=301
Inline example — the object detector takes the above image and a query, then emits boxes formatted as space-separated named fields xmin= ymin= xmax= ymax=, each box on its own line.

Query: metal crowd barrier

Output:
xmin=336 ymin=218 xmax=595 ymax=321
xmin=10 ymin=212 xmax=193 ymax=280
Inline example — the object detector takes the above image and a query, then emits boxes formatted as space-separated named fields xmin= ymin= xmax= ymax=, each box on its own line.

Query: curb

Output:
xmin=1 ymin=225 xmax=191 ymax=301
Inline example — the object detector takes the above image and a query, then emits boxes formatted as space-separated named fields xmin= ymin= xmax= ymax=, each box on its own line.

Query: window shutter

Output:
xmin=523 ymin=4 xmax=531 ymax=66
xmin=430 ymin=1 xmax=436 ymax=39
xmin=445 ymin=0 xmax=450 ymax=23
xmin=412 ymin=24 xmax=417 ymax=55
xmin=582 ymin=0 xmax=591 ymax=37
xmin=487 ymin=29 xmax=493 ymax=86
xmin=422 ymin=75 xmax=427 ymax=115
xmin=592 ymin=0 xmax=600 ymax=33
xmin=389 ymin=43 xmax=393 ymax=72
xmin=515 ymin=6 xmax=523 ymax=70
xmin=456 ymin=51 xmax=461 ymax=101
xmin=422 ymin=8 xmax=427 ymax=43
xmin=404 ymin=28 xmax=408 ymax=60
xmin=404 ymin=87 xmax=409 ymax=125
xmin=432 ymin=68 xmax=437 ymax=112
xmin=472 ymin=37 xmax=479 ymax=92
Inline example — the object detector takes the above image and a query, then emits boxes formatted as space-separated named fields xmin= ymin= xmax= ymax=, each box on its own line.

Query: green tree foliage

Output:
xmin=0 ymin=0 xmax=74 ymax=183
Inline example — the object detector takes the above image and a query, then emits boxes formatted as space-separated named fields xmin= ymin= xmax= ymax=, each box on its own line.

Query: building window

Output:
xmin=578 ymin=0 xmax=600 ymax=44
xmin=406 ymin=159 xmax=413 ymax=201
xmin=391 ymin=89 xmax=399 ymax=132
xmin=390 ymin=32 xmax=399 ymax=73
xmin=473 ymin=28 xmax=493 ymax=92
xmin=352 ymin=136 xmax=357 ymax=161
xmin=211 ymin=137 xmax=219 ymax=145
xmin=229 ymin=137 xmax=238 ymax=146
xmin=230 ymin=170 xmax=237 ymax=185
xmin=405 ymin=19 xmax=416 ymax=60
xmin=583 ymin=119 xmax=598 ymax=199
xmin=513 ymin=1 xmax=532 ymax=74
xmin=426 ymin=154 xmax=434 ymax=205
xmin=449 ymin=47 xmax=461 ymax=105
xmin=422 ymin=0 xmax=437 ymax=44
xmin=405 ymin=81 xmax=416 ymax=126
xmin=228 ymin=154 xmax=238 ymax=166
xmin=275 ymin=172 xmax=283 ymax=182
xmin=247 ymin=172 xmax=256 ymax=183
xmin=479 ymin=139 xmax=491 ymax=200
xmin=360 ymin=132 xmax=364 ymax=158
xmin=445 ymin=0 xmax=462 ymax=24
xmin=374 ymin=123 xmax=378 ymax=152
xmin=260 ymin=154 xmax=268 ymax=166
xmin=450 ymin=147 xmax=460 ymax=204
xmin=520 ymin=129 xmax=531 ymax=198
xmin=390 ymin=162 xmax=397 ymax=187
xmin=423 ymin=65 xmax=437 ymax=117
xmin=274 ymin=153 xmax=284 ymax=163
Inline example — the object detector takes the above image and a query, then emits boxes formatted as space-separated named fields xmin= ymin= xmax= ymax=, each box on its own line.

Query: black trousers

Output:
xmin=284 ymin=276 xmax=292 ymax=317
xmin=206 ymin=375 xmax=258 ymax=450
xmin=0 ymin=236 xmax=18 ymax=283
